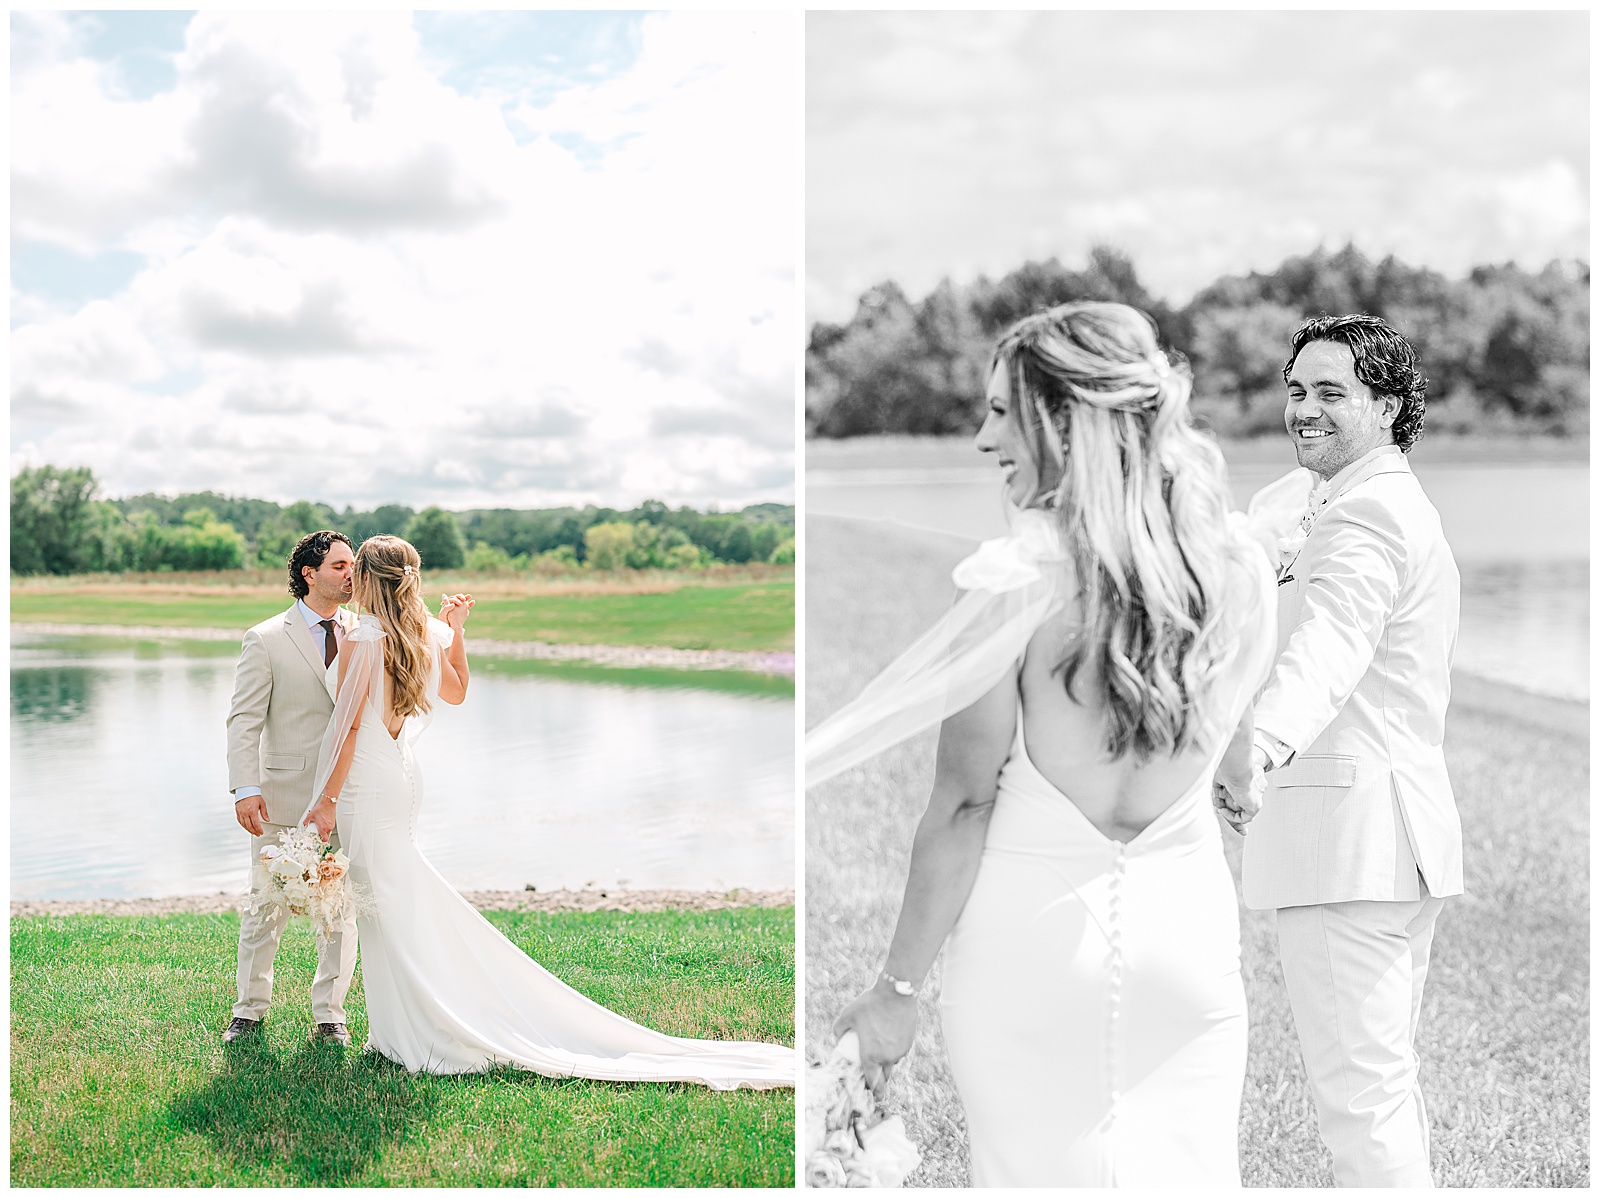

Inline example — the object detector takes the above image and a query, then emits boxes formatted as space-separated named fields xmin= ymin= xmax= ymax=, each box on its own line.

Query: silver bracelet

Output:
xmin=880 ymin=971 xmax=919 ymax=997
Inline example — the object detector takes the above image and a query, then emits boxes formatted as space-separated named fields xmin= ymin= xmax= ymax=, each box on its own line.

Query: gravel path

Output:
xmin=11 ymin=887 xmax=795 ymax=919
xmin=12 ymin=623 xmax=794 ymax=675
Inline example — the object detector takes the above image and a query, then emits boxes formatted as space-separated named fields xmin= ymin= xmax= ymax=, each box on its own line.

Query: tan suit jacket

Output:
xmin=227 ymin=604 xmax=357 ymax=828
xmin=1243 ymin=450 xmax=1463 ymax=909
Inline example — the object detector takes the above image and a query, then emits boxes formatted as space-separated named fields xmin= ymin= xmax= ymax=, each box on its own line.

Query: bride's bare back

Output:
xmin=1017 ymin=603 xmax=1225 ymax=844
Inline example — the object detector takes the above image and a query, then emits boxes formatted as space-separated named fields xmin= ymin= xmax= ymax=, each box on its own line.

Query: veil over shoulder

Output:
xmin=805 ymin=507 xmax=1279 ymax=791
xmin=804 ymin=509 xmax=1069 ymax=789
xmin=305 ymin=613 xmax=386 ymax=826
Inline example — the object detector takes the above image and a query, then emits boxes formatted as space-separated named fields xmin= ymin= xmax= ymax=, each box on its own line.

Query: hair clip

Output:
xmin=403 ymin=564 xmax=414 ymax=576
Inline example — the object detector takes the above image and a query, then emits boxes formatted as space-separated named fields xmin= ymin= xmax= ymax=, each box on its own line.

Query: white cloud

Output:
xmin=807 ymin=10 xmax=1588 ymax=323
xmin=11 ymin=11 xmax=795 ymax=511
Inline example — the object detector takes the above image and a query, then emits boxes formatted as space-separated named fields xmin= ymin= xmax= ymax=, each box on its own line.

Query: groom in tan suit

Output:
xmin=224 ymin=530 xmax=360 ymax=1046
xmin=1225 ymin=315 xmax=1462 ymax=1187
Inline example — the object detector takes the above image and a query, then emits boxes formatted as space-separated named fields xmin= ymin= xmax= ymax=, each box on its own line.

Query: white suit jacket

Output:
xmin=226 ymin=604 xmax=357 ymax=827
xmin=1243 ymin=449 xmax=1463 ymax=910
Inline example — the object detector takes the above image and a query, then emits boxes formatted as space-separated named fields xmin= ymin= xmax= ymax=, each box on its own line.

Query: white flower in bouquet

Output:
xmin=248 ymin=825 xmax=361 ymax=936
xmin=804 ymin=1031 xmax=920 ymax=1188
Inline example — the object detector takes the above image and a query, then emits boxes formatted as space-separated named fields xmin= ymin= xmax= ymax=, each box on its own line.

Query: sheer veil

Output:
xmin=804 ymin=505 xmax=1279 ymax=791
xmin=804 ymin=509 xmax=1069 ymax=789
xmin=303 ymin=614 xmax=386 ymax=826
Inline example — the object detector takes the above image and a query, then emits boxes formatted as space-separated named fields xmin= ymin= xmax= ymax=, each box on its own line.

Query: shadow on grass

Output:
xmin=169 ymin=1039 xmax=442 ymax=1185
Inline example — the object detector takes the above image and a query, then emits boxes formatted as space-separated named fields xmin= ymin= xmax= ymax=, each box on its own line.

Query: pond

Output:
xmin=807 ymin=454 xmax=1589 ymax=701
xmin=11 ymin=637 xmax=794 ymax=901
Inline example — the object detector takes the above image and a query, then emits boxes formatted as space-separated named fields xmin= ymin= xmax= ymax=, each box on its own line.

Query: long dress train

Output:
xmin=335 ymin=617 xmax=793 ymax=1089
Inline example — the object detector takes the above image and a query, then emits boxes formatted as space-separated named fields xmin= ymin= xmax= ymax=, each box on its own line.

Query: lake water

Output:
xmin=11 ymin=638 xmax=794 ymax=900
xmin=808 ymin=458 xmax=1589 ymax=701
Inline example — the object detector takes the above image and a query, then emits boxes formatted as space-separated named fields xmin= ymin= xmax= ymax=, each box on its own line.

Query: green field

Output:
xmin=805 ymin=515 xmax=1589 ymax=1188
xmin=11 ymin=907 xmax=795 ymax=1187
xmin=9 ymin=575 xmax=795 ymax=653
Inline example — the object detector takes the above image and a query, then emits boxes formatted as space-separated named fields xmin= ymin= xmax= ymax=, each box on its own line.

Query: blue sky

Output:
xmin=11 ymin=11 xmax=794 ymax=510
xmin=807 ymin=11 xmax=1589 ymax=323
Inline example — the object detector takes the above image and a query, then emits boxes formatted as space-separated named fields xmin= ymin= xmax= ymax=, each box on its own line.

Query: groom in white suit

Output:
xmin=224 ymin=530 xmax=360 ymax=1046
xmin=1224 ymin=315 xmax=1462 ymax=1187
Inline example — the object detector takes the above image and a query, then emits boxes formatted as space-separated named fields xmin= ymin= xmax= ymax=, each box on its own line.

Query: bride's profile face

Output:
xmin=975 ymin=362 xmax=1040 ymax=507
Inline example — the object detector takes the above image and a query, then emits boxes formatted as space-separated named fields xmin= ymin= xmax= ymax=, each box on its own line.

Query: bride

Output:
xmin=808 ymin=302 xmax=1275 ymax=1184
xmin=299 ymin=534 xmax=793 ymax=1089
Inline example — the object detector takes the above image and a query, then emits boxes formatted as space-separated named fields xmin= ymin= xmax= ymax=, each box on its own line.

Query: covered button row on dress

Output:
xmin=1106 ymin=841 xmax=1127 ymax=1122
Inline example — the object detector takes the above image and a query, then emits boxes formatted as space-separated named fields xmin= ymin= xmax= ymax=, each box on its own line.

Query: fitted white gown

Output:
xmin=334 ymin=617 xmax=794 ymax=1088
xmin=939 ymin=567 xmax=1274 ymax=1186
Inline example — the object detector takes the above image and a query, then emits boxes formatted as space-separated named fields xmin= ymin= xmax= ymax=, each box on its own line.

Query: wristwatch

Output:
xmin=880 ymin=971 xmax=918 ymax=997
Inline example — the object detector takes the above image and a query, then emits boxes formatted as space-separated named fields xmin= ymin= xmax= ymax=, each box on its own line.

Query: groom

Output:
xmin=224 ymin=530 xmax=360 ymax=1047
xmin=1225 ymin=315 xmax=1462 ymax=1187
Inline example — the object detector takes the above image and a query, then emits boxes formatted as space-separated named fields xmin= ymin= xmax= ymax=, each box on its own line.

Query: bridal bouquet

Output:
xmin=804 ymin=1031 xmax=921 ymax=1188
xmin=247 ymin=825 xmax=356 ymax=936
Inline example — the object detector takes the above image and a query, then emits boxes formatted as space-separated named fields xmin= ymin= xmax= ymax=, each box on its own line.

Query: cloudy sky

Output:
xmin=12 ymin=11 xmax=796 ymax=511
xmin=808 ymin=11 xmax=1588 ymax=324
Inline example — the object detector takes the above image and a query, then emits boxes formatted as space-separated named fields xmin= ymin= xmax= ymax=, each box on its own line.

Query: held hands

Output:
xmin=833 ymin=978 xmax=919 ymax=1101
xmin=234 ymin=794 xmax=269 ymax=837
xmin=439 ymin=593 xmax=475 ymax=632
xmin=303 ymin=796 xmax=338 ymax=843
xmin=1212 ymin=746 xmax=1269 ymax=835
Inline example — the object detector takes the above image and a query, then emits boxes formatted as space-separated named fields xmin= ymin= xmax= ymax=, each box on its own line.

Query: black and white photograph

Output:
xmin=10 ymin=10 xmax=796 ymax=1187
xmin=803 ymin=10 xmax=1587 ymax=1188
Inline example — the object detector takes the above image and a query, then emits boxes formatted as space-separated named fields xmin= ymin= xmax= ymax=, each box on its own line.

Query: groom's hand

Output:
xmin=235 ymin=794 xmax=269 ymax=837
xmin=1213 ymin=747 xmax=1269 ymax=834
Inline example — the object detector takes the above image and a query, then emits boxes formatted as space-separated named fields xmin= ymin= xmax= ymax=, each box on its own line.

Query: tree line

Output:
xmin=807 ymin=244 xmax=1589 ymax=440
xmin=9 ymin=467 xmax=796 ymax=577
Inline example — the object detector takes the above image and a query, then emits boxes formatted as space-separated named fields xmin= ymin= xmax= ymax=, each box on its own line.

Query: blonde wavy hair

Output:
xmin=991 ymin=301 xmax=1250 ymax=760
xmin=353 ymin=535 xmax=433 ymax=720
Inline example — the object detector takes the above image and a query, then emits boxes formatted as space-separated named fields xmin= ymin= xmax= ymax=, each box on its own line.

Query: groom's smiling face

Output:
xmin=1284 ymin=340 xmax=1398 ymax=481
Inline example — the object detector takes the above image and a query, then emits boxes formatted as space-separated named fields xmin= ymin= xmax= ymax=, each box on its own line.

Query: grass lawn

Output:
xmin=9 ymin=569 xmax=794 ymax=653
xmin=805 ymin=514 xmax=1589 ymax=1188
xmin=11 ymin=907 xmax=795 ymax=1187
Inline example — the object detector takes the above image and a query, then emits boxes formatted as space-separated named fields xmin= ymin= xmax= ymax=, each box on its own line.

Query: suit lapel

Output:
xmin=1280 ymin=449 xmax=1409 ymax=582
xmin=284 ymin=607 xmax=330 ymax=690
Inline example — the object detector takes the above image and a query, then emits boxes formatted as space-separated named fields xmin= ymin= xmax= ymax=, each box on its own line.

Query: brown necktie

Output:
xmin=319 ymin=619 xmax=337 ymax=668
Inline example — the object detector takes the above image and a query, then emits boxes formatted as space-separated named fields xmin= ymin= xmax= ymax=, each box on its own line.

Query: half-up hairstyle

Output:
xmin=353 ymin=535 xmax=433 ymax=720
xmin=991 ymin=301 xmax=1251 ymax=760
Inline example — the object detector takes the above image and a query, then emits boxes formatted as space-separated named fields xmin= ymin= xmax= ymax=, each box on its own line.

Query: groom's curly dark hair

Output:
xmin=288 ymin=530 xmax=353 ymax=599
xmin=1282 ymin=314 xmax=1428 ymax=452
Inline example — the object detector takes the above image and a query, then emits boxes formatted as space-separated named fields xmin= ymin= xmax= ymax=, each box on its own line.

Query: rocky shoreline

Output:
xmin=11 ymin=887 xmax=795 ymax=919
xmin=12 ymin=622 xmax=794 ymax=676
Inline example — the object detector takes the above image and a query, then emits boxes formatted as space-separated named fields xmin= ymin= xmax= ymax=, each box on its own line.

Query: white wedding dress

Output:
xmin=806 ymin=510 xmax=1276 ymax=1184
xmin=326 ymin=614 xmax=794 ymax=1088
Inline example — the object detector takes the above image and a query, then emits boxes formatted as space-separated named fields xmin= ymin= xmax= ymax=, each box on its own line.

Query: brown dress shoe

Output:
xmin=313 ymin=1022 xmax=351 ymax=1046
xmin=223 ymin=1017 xmax=261 ymax=1043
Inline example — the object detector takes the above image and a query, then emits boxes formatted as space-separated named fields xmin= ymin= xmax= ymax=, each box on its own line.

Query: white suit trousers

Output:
xmin=234 ymin=821 xmax=359 ymax=1024
xmin=1275 ymin=880 xmax=1446 ymax=1188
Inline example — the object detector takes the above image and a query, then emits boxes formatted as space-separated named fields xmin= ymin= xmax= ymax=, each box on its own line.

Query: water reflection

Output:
xmin=11 ymin=667 xmax=94 ymax=722
xmin=11 ymin=639 xmax=794 ymax=900
xmin=807 ymin=461 xmax=1590 ymax=700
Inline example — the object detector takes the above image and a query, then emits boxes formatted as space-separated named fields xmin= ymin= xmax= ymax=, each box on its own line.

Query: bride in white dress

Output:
xmin=299 ymin=534 xmax=793 ymax=1089
xmin=808 ymin=302 xmax=1276 ymax=1184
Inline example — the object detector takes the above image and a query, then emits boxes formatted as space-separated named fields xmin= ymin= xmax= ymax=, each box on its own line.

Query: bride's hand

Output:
xmin=439 ymin=593 xmax=474 ymax=630
xmin=303 ymin=796 xmax=337 ymax=843
xmin=834 ymin=979 xmax=919 ymax=1098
